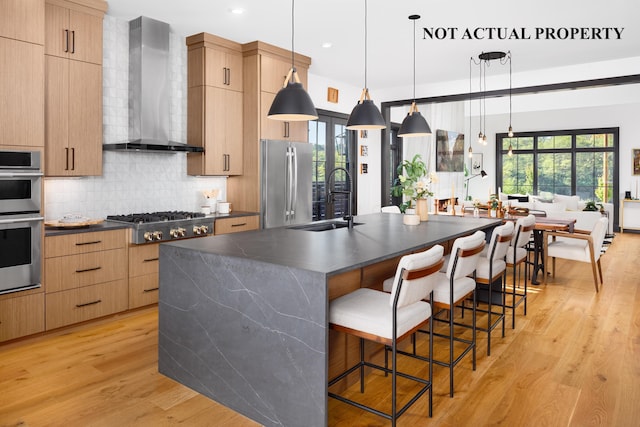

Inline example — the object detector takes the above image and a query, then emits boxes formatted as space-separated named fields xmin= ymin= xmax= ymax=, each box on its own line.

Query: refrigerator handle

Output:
xmin=291 ymin=146 xmax=298 ymax=220
xmin=286 ymin=146 xmax=293 ymax=220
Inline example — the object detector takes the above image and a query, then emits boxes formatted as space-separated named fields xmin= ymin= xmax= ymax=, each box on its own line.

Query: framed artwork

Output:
xmin=634 ymin=149 xmax=640 ymax=175
xmin=471 ymin=153 xmax=483 ymax=174
xmin=436 ymin=129 xmax=464 ymax=172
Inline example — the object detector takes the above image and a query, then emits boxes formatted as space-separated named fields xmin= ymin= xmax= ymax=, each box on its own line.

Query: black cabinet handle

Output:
xmin=71 ymin=30 xmax=75 ymax=53
xmin=76 ymin=240 xmax=102 ymax=246
xmin=226 ymin=68 xmax=231 ymax=85
xmin=231 ymin=222 xmax=247 ymax=227
xmin=143 ymin=257 xmax=159 ymax=263
xmin=76 ymin=299 xmax=102 ymax=308
xmin=75 ymin=266 xmax=101 ymax=273
xmin=64 ymin=29 xmax=69 ymax=52
xmin=143 ymin=287 xmax=159 ymax=293
xmin=65 ymin=148 xmax=69 ymax=170
xmin=284 ymin=122 xmax=290 ymax=138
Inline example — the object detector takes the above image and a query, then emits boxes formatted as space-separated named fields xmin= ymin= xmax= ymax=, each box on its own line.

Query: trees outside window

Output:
xmin=497 ymin=128 xmax=618 ymax=205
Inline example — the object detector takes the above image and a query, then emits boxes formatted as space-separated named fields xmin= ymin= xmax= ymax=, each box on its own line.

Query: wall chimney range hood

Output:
xmin=103 ymin=16 xmax=203 ymax=153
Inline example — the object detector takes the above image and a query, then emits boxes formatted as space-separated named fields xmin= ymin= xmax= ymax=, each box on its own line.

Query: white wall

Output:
xmin=44 ymin=16 xmax=227 ymax=220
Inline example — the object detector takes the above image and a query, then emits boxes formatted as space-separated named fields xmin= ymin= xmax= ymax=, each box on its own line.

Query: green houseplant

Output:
xmin=391 ymin=154 xmax=433 ymax=213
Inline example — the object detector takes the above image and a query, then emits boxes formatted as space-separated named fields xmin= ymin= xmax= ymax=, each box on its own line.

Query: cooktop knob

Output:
xmin=144 ymin=231 xmax=154 ymax=242
xmin=153 ymin=231 xmax=163 ymax=240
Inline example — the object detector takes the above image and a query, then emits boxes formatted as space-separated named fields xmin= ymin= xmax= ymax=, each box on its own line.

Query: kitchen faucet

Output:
xmin=327 ymin=167 xmax=354 ymax=229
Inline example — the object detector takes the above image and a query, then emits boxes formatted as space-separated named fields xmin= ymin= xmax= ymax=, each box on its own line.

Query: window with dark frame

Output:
xmin=497 ymin=127 xmax=619 ymax=228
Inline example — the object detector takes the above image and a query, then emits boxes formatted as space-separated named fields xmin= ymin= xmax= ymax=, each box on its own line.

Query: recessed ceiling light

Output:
xmin=230 ymin=8 xmax=244 ymax=15
xmin=322 ymin=42 xmax=332 ymax=48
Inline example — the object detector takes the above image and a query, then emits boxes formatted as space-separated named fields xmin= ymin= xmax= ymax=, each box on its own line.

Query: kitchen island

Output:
xmin=158 ymin=213 xmax=501 ymax=427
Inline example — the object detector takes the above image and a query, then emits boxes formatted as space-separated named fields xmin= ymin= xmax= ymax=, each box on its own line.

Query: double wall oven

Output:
xmin=0 ymin=150 xmax=44 ymax=294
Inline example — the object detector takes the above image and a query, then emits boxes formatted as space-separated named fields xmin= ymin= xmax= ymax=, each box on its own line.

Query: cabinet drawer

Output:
xmin=45 ymin=248 xmax=127 ymax=292
xmin=45 ymin=279 xmax=128 ymax=330
xmin=0 ymin=293 xmax=45 ymax=342
xmin=129 ymin=243 xmax=160 ymax=277
xmin=45 ymin=229 xmax=127 ymax=257
xmin=214 ymin=216 xmax=259 ymax=235
xmin=129 ymin=274 xmax=159 ymax=309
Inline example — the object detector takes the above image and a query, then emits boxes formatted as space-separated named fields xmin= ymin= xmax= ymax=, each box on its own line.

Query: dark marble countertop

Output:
xmin=164 ymin=212 xmax=501 ymax=276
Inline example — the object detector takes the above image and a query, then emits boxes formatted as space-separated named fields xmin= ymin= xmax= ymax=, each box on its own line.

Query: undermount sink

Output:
xmin=288 ymin=220 xmax=362 ymax=232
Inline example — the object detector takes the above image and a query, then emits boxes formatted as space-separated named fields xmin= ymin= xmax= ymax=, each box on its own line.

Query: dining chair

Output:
xmin=472 ymin=221 xmax=514 ymax=355
xmin=544 ymin=217 xmax=608 ymax=292
xmin=328 ymin=245 xmax=444 ymax=426
xmin=505 ymin=214 xmax=536 ymax=329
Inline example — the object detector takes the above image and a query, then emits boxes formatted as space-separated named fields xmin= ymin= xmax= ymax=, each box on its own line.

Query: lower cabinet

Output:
xmin=45 ymin=279 xmax=128 ymax=330
xmin=214 ymin=215 xmax=259 ymax=235
xmin=128 ymin=243 xmax=160 ymax=309
xmin=44 ymin=229 xmax=128 ymax=330
xmin=0 ymin=293 xmax=45 ymax=342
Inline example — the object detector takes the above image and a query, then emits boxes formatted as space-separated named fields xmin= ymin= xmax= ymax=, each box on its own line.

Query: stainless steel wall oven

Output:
xmin=0 ymin=150 xmax=43 ymax=294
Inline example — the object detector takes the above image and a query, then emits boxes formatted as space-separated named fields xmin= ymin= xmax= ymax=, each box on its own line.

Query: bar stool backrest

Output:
xmin=447 ymin=230 xmax=486 ymax=279
xmin=488 ymin=222 xmax=514 ymax=261
xmin=511 ymin=214 xmax=536 ymax=248
xmin=388 ymin=245 xmax=444 ymax=308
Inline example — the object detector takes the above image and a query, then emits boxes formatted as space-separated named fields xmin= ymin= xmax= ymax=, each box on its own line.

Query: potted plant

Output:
xmin=391 ymin=154 xmax=434 ymax=218
xmin=488 ymin=194 xmax=499 ymax=217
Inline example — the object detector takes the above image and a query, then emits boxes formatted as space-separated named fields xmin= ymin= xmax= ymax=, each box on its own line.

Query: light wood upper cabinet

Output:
xmin=0 ymin=0 xmax=45 ymax=45
xmin=0 ymin=37 xmax=44 ymax=148
xmin=187 ymin=33 xmax=244 ymax=176
xmin=260 ymin=55 xmax=307 ymax=95
xmin=44 ymin=0 xmax=104 ymax=65
xmin=45 ymin=55 xmax=102 ymax=176
xmin=187 ymin=86 xmax=243 ymax=176
xmin=187 ymin=33 xmax=244 ymax=92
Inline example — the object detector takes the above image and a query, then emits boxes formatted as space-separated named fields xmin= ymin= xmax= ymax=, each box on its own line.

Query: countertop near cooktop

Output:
xmin=44 ymin=211 xmax=259 ymax=237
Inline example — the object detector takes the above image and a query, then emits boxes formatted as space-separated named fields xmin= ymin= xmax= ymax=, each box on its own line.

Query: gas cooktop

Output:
xmin=106 ymin=211 xmax=213 ymax=244
xmin=106 ymin=210 xmax=206 ymax=224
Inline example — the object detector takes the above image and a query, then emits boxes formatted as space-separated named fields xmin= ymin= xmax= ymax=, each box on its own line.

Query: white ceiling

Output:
xmin=105 ymin=0 xmax=640 ymax=91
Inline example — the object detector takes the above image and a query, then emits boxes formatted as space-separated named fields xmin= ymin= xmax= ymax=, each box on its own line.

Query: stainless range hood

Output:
xmin=103 ymin=16 xmax=203 ymax=153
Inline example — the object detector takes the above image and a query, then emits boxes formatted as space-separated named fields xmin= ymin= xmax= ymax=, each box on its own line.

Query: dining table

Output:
xmin=529 ymin=217 xmax=576 ymax=284
xmin=456 ymin=210 xmax=576 ymax=284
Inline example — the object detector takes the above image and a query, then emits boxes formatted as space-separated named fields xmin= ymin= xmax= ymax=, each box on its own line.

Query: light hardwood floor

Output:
xmin=1 ymin=233 xmax=639 ymax=426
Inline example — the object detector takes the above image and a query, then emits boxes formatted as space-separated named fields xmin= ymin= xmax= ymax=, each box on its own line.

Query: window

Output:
xmin=308 ymin=110 xmax=356 ymax=221
xmin=498 ymin=128 xmax=618 ymax=214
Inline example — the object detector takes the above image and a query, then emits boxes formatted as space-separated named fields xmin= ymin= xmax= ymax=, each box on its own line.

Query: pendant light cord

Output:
xmin=291 ymin=0 xmax=295 ymax=70
xmin=412 ymin=16 xmax=416 ymax=100
xmin=364 ymin=0 xmax=368 ymax=90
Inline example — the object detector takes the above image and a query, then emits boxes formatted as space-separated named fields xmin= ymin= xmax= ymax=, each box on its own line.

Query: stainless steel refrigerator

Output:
xmin=261 ymin=139 xmax=313 ymax=228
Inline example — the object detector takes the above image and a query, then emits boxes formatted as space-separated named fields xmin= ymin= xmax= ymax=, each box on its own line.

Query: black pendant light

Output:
xmin=346 ymin=0 xmax=385 ymax=130
xmin=267 ymin=0 xmax=318 ymax=121
xmin=398 ymin=15 xmax=431 ymax=138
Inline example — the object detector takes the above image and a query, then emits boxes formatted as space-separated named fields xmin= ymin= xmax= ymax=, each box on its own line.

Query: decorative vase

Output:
xmin=417 ymin=198 xmax=429 ymax=221
xmin=490 ymin=209 xmax=497 ymax=218
xmin=405 ymin=208 xmax=416 ymax=215
xmin=473 ymin=207 xmax=480 ymax=217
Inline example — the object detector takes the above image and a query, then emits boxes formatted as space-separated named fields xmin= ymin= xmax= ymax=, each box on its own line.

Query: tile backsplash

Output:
xmin=44 ymin=15 xmax=226 ymax=220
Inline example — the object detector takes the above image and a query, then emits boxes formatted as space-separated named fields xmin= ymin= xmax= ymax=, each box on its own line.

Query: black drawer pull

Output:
xmin=75 ymin=266 xmax=101 ymax=273
xmin=76 ymin=299 xmax=102 ymax=308
xmin=143 ymin=287 xmax=159 ymax=293
xmin=231 ymin=223 xmax=247 ymax=227
xmin=143 ymin=257 xmax=159 ymax=263
xmin=76 ymin=240 xmax=102 ymax=246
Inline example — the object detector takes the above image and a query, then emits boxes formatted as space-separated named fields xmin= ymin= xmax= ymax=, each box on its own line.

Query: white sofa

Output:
xmin=499 ymin=193 xmax=613 ymax=235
